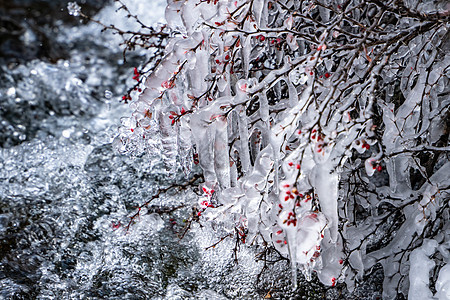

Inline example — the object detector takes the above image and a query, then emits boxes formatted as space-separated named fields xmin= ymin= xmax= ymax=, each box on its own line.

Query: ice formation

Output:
xmin=113 ymin=0 xmax=450 ymax=297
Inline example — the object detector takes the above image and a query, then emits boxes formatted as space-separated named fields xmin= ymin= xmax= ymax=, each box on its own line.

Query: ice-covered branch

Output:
xmin=114 ymin=0 xmax=449 ymax=297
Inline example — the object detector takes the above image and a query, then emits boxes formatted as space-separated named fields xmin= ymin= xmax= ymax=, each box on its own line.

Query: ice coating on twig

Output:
xmin=114 ymin=0 xmax=450 ymax=295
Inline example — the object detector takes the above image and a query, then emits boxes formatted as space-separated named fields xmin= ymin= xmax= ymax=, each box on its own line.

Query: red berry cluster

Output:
xmin=287 ymin=162 xmax=301 ymax=169
xmin=255 ymin=34 xmax=266 ymax=41
xmin=372 ymin=162 xmax=383 ymax=172
xmin=168 ymin=107 xmax=187 ymax=125
xmin=121 ymin=67 xmax=143 ymax=103
xmin=122 ymin=94 xmax=132 ymax=102
xmin=197 ymin=187 xmax=216 ymax=217
xmin=310 ymin=245 xmax=322 ymax=262
xmin=310 ymin=129 xmax=324 ymax=141
xmin=270 ymin=37 xmax=282 ymax=45
xmin=355 ymin=139 xmax=371 ymax=150
xmin=133 ymin=67 xmax=140 ymax=82
xmin=275 ymin=229 xmax=288 ymax=245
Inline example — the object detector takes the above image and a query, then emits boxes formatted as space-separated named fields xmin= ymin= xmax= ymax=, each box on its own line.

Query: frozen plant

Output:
xmin=113 ymin=0 xmax=450 ymax=298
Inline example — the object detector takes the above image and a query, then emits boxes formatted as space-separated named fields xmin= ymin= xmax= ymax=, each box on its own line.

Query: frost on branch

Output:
xmin=114 ymin=0 xmax=450 ymax=297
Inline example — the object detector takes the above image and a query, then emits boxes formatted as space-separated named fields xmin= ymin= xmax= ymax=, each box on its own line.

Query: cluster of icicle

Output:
xmin=114 ymin=0 xmax=450 ymax=297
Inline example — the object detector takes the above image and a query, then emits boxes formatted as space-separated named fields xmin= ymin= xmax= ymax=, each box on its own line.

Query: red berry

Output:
xmin=288 ymin=162 xmax=294 ymax=166
xmin=324 ymin=73 xmax=330 ymax=78
xmin=225 ymin=54 xmax=230 ymax=60
xmin=377 ymin=165 xmax=382 ymax=172
xmin=260 ymin=35 xmax=265 ymax=41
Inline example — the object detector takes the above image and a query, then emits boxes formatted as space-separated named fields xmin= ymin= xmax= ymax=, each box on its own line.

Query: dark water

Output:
xmin=0 ymin=1 xmax=381 ymax=299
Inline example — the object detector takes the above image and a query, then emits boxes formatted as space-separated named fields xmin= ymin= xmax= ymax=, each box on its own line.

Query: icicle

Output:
xmin=180 ymin=1 xmax=200 ymax=35
xmin=287 ymin=77 xmax=299 ymax=107
xmin=190 ymin=110 xmax=217 ymax=184
xmin=214 ymin=116 xmax=230 ymax=189
xmin=252 ymin=0 xmax=264 ymax=28
xmin=408 ymin=239 xmax=438 ymax=299
xmin=242 ymin=36 xmax=251 ymax=78
xmin=165 ymin=0 xmax=185 ymax=32
xmin=313 ymin=163 xmax=339 ymax=242
xmin=259 ymin=91 xmax=269 ymax=122
xmin=238 ymin=110 xmax=251 ymax=174
xmin=157 ymin=109 xmax=178 ymax=176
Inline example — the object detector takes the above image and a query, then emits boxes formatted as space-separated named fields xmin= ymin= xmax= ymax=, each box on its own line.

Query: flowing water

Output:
xmin=0 ymin=1 xmax=381 ymax=299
